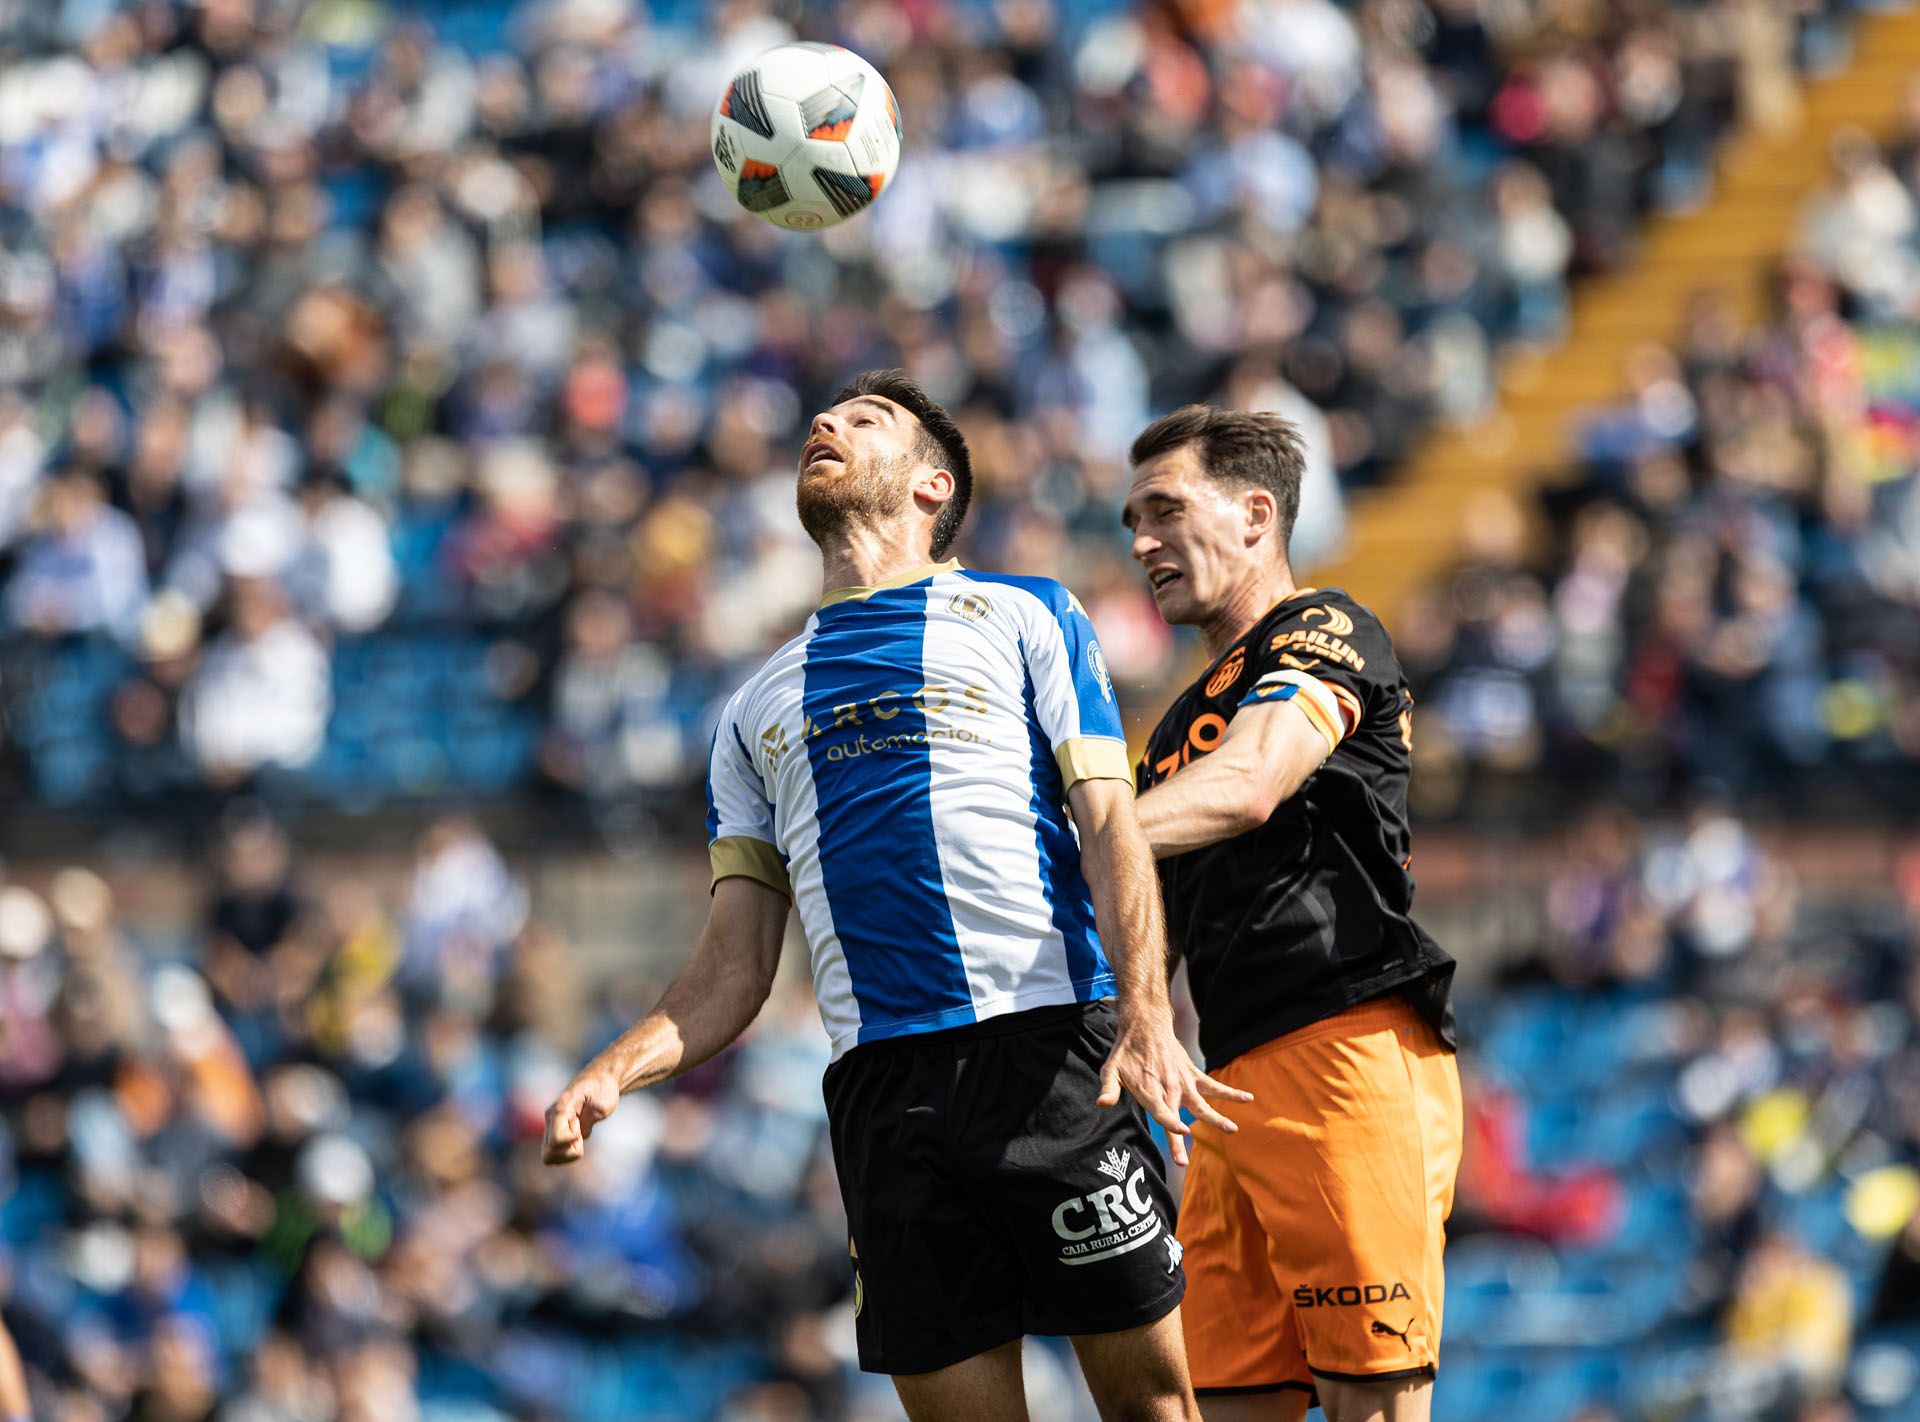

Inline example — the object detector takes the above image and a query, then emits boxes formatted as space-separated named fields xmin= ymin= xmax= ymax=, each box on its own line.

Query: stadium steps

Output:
xmin=1313 ymin=5 xmax=1920 ymax=616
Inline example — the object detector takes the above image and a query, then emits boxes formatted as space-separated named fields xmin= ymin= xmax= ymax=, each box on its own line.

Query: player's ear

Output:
xmin=1244 ymin=487 xmax=1278 ymax=546
xmin=915 ymin=466 xmax=955 ymax=512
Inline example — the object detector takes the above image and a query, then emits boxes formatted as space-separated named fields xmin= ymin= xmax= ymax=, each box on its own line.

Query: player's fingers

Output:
xmin=1169 ymin=1130 xmax=1189 ymax=1169
xmin=1195 ymin=1072 xmax=1255 ymax=1104
xmin=1183 ymin=1092 xmax=1239 ymax=1136
xmin=1096 ymin=1054 xmax=1123 ymax=1108
xmin=1143 ymin=1090 xmax=1191 ymax=1141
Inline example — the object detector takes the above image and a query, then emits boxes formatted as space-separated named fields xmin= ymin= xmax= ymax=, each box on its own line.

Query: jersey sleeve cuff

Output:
xmin=1055 ymin=736 xmax=1133 ymax=787
xmin=710 ymin=836 xmax=792 ymax=899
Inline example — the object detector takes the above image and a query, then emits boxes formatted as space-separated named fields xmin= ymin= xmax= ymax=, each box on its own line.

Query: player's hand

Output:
xmin=543 ymin=1066 xmax=623 ymax=1166
xmin=1097 ymin=1014 xmax=1253 ymax=1168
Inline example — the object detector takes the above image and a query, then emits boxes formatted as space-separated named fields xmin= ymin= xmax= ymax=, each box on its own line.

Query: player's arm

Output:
xmin=1134 ymin=697 xmax=1332 ymax=859
xmin=1070 ymin=752 xmax=1252 ymax=1167
xmin=542 ymin=875 xmax=788 ymax=1165
xmin=0 ymin=1316 xmax=28 ymax=1422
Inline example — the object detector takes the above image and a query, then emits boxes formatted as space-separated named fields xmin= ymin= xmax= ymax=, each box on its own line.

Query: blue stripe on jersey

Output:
xmin=703 ymin=727 xmax=721 ymax=841
xmin=958 ymin=570 xmax=1124 ymax=741
xmin=1019 ymin=661 xmax=1111 ymax=996
xmin=802 ymin=591 xmax=976 ymax=1042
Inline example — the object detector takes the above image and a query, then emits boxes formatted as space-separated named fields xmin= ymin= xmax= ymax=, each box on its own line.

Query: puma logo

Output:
xmin=1371 ymin=1318 xmax=1415 ymax=1350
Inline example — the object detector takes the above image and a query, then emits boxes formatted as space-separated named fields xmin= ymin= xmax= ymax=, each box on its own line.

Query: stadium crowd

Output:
xmin=2 ymin=804 xmax=1919 ymax=1419
xmin=0 ymin=0 xmax=1880 ymax=810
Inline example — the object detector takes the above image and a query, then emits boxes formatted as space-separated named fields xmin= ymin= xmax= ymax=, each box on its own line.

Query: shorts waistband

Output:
xmin=836 ymin=998 xmax=1109 ymax=1061
xmin=1245 ymin=992 xmax=1426 ymax=1056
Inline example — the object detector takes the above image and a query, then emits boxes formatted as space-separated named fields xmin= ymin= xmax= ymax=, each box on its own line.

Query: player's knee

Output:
xmin=1315 ymin=1373 xmax=1432 ymax=1422
xmin=1106 ymin=1393 xmax=1200 ymax=1422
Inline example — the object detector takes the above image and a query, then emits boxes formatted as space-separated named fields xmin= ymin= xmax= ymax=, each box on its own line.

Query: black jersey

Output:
xmin=1137 ymin=587 xmax=1455 ymax=1069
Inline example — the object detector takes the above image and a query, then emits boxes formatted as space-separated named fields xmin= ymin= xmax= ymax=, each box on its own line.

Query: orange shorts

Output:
xmin=1178 ymin=995 xmax=1462 ymax=1397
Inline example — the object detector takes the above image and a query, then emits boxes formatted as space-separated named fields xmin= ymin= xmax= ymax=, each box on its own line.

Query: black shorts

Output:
xmin=823 ymin=999 xmax=1186 ymax=1376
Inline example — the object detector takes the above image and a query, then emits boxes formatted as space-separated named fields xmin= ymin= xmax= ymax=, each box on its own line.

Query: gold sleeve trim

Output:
xmin=1056 ymin=736 xmax=1133 ymax=787
xmin=710 ymin=836 xmax=792 ymax=898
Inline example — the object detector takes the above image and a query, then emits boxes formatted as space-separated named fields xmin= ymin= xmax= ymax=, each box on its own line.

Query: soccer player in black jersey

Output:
xmin=1121 ymin=407 xmax=1461 ymax=1422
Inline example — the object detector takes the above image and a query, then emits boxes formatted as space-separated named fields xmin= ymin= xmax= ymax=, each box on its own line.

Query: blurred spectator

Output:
xmin=1721 ymin=1231 xmax=1853 ymax=1408
xmin=6 ymin=472 xmax=148 ymax=641
xmin=179 ymin=578 xmax=331 ymax=785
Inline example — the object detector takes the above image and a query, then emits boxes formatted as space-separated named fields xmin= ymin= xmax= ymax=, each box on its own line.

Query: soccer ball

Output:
xmin=710 ymin=43 xmax=902 ymax=231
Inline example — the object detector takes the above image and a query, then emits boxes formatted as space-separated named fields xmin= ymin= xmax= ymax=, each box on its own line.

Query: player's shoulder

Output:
xmin=950 ymin=568 xmax=1088 ymax=627
xmin=724 ymin=620 xmax=819 ymax=712
xmin=1259 ymin=586 xmax=1400 ymax=675
xmin=1262 ymin=586 xmax=1388 ymax=638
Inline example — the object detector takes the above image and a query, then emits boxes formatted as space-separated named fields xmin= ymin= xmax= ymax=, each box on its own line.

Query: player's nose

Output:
xmin=809 ymin=412 xmax=844 ymax=441
xmin=1131 ymin=527 xmax=1160 ymax=562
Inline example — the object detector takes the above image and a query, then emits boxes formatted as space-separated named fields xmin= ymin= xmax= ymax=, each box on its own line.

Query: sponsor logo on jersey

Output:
xmin=1087 ymin=643 xmax=1113 ymax=702
xmin=1205 ymin=647 xmax=1246 ymax=697
xmin=1050 ymin=1153 xmax=1163 ymax=1266
xmin=1292 ymin=1281 xmax=1413 ymax=1308
xmin=760 ymin=724 xmax=789 ymax=773
xmin=764 ymin=684 xmax=1001 ymax=765
xmin=1271 ymin=628 xmax=1366 ymax=672
xmin=947 ymin=591 xmax=991 ymax=622
xmin=1302 ymin=604 xmax=1355 ymax=637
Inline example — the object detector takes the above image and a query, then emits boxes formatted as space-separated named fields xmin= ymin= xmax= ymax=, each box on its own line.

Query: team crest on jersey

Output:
xmin=1302 ymin=604 xmax=1355 ymax=637
xmin=1087 ymin=643 xmax=1113 ymax=702
xmin=947 ymin=591 xmax=991 ymax=622
xmin=1205 ymin=647 xmax=1246 ymax=697
xmin=1096 ymin=1146 xmax=1130 ymax=1182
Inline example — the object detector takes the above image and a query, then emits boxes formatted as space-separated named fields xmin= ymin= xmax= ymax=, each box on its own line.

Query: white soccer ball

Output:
xmin=710 ymin=42 xmax=903 ymax=231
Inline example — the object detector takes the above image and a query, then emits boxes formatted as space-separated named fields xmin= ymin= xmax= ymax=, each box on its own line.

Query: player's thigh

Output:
xmin=1231 ymin=1000 xmax=1453 ymax=1382
xmin=1070 ymin=1306 xmax=1198 ymax=1422
xmin=973 ymin=1003 xmax=1186 ymax=1339
xmin=1197 ymin=1393 xmax=1311 ymax=1422
xmin=891 ymin=1338 xmax=1028 ymax=1422
xmin=1315 ymin=1372 xmax=1432 ymax=1422
xmin=1177 ymin=1129 xmax=1304 ymax=1393
xmin=825 ymin=1044 xmax=1026 ymax=1376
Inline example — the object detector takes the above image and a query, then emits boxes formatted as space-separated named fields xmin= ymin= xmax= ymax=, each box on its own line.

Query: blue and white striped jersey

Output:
xmin=705 ymin=560 xmax=1131 ymax=1057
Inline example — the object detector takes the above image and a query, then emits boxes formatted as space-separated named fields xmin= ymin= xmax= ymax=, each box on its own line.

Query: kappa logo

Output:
xmin=1095 ymin=1147 xmax=1131 ymax=1183
xmin=1302 ymin=604 xmax=1355 ymax=637
xmin=1205 ymin=646 xmax=1246 ymax=697
xmin=760 ymin=724 xmax=788 ymax=773
xmin=1164 ymin=1235 xmax=1184 ymax=1274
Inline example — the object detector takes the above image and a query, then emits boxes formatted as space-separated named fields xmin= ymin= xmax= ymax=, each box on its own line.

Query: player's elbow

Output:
xmin=1224 ymin=773 xmax=1284 ymax=835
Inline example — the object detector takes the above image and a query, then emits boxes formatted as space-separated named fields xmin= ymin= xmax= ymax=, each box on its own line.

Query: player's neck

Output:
xmin=819 ymin=523 xmax=943 ymax=600
xmin=1198 ymin=566 xmax=1297 ymax=660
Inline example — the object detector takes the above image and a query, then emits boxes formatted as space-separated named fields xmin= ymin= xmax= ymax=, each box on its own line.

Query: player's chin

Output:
xmin=1149 ymin=578 xmax=1196 ymax=623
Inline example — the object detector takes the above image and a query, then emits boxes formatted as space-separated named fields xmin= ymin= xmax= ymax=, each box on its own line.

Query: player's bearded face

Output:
xmin=795 ymin=443 xmax=916 ymax=545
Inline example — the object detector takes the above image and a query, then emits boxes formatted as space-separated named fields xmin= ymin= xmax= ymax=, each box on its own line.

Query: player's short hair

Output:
xmin=833 ymin=369 xmax=972 ymax=559
xmin=1129 ymin=406 xmax=1307 ymax=552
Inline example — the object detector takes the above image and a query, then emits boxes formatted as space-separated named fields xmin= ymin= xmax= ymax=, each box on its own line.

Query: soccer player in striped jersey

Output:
xmin=544 ymin=370 xmax=1246 ymax=1421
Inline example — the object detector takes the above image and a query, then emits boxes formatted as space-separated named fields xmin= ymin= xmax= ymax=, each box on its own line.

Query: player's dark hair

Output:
xmin=833 ymin=369 xmax=972 ymax=559
xmin=1129 ymin=406 xmax=1307 ymax=553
